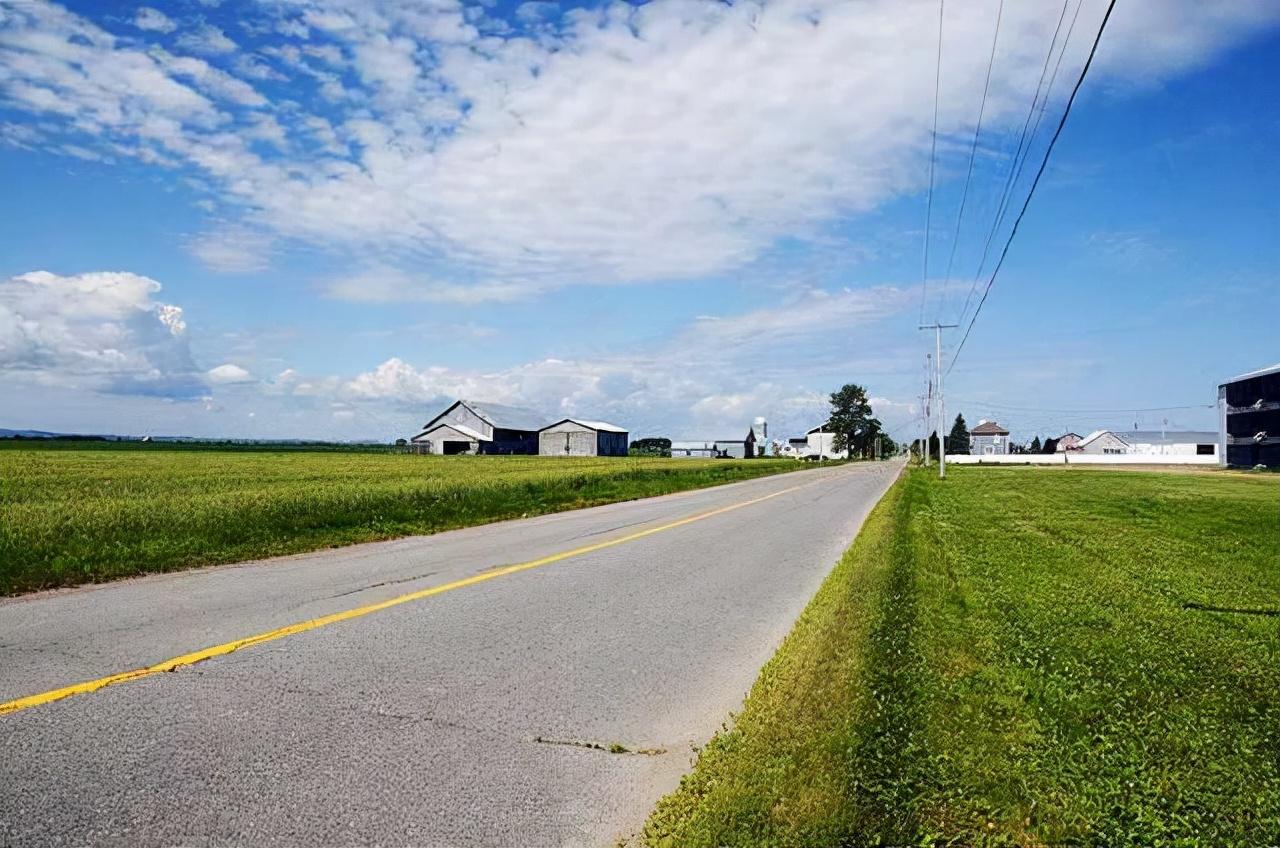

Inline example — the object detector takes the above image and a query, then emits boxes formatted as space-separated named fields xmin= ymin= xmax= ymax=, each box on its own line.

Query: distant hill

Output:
xmin=0 ymin=428 xmax=66 ymax=438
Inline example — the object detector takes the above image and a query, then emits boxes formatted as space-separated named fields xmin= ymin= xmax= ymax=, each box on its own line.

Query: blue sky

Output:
xmin=1 ymin=0 xmax=1276 ymax=443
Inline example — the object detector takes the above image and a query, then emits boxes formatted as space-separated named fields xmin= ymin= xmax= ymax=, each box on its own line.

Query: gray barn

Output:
xmin=538 ymin=419 xmax=629 ymax=457
xmin=410 ymin=399 xmax=543 ymax=455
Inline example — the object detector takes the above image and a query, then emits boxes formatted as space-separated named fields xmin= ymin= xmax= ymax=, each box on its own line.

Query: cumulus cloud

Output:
xmin=0 ymin=271 xmax=204 ymax=397
xmin=2 ymin=0 xmax=1275 ymax=302
xmin=206 ymin=363 xmax=253 ymax=383
xmin=337 ymin=284 xmax=916 ymax=436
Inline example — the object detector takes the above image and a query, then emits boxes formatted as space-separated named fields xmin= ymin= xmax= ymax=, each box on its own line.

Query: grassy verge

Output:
xmin=644 ymin=466 xmax=1280 ymax=846
xmin=0 ymin=447 xmax=815 ymax=595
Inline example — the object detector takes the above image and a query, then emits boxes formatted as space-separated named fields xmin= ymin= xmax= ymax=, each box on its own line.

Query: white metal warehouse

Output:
xmin=538 ymin=419 xmax=628 ymax=457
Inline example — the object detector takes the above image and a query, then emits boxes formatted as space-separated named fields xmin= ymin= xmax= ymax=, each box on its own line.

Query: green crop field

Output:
xmin=646 ymin=466 xmax=1280 ymax=846
xmin=0 ymin=443 xmax=810 ymax=595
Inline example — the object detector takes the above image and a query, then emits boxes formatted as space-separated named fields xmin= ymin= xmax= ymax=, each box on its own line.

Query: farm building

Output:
xmin=1076 ymin=430 xmax=1132 ymax=455
xmin=970 ymin=420 xmax=1010 ymax=455
xmin=783 ymin=436 xmax=809 ymax=457
xmin=1219 ymin=362 xmax=1280 ymax=468
xmin=1077 ymin=429 xmax=1219 ymax=457
xmin=804 ymin=423 xmax=843 ymax=459
xmin=410 ymin=400 xmax=543 ymax=455
xmin=714 ymin=428 xmax=758 ymax=459
xmin=538 ymin=419 xmax=629 ymax=457
xmin=669 ymin=441 xmax=720 ymax=458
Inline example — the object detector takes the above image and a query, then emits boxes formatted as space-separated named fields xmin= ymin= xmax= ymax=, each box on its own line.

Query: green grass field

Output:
xmin=0 ymin=443 xmax=809 ymax=595
xmin=645 ymin=466 xmax=1280 ymax=846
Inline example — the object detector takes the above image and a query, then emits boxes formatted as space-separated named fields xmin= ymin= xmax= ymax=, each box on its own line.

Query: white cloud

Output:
xmin=188 ymin=225 xmax=273 ymax=273
xmin=175 ymin=24 xmax=237 ymax=56
xmin=2 ymin=0 xmax=1274 ymax=302
xmin=0 ymin=270 xmax=203 ymax=396
xmin=321 ymin=267 xmax=534 ymax=304
xmin=133 ymin=7 xmax=176 ymax=34
xmin=338 ymin=283 xmax=915 ymax=437
xmin=149 ymin=49 xmax=266 ymax=107
xmin=206 ymin=363 xmax=252 ymax=383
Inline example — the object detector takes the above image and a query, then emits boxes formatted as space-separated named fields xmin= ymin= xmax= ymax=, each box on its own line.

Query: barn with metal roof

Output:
xmin=538 ymin=418 xmax=629 ymax=457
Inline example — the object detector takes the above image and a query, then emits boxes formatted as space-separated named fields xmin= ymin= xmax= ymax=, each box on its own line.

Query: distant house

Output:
xmin=1219 ymin=362 xmax=1280 ymax=468
xmin=538 ymin=419 xmax=628 ymax=457
xmin=1054 ymin=432 xmax=1083 ymax=452
xmin=969 ymin=420 xmax=1010 ymax=455
xmin=410 ymin=400 xmax=544 ymax=455
xmin=1078 ymin=429 xmax=1219 ymax=458
xmin=1076 ymin=430 xmax=1131 ymax=455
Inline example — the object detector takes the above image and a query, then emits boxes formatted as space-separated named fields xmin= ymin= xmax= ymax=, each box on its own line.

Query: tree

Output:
xmin=1042 ymin=437 xmax=1059 ymax=454
xmin=828 ymin=384 xmax=874 ymax=460
xmin=628 ymin=437 xmax=671 ymax=457
xmin=1030 ymin=435 xmax=1042 ymax=453
xmin=948 ymin=413 xmax=970 ymax=455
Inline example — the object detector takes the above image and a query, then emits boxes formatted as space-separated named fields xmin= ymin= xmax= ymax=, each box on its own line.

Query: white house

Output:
xmin=969 ymin=420 xmax=1010 ymax=455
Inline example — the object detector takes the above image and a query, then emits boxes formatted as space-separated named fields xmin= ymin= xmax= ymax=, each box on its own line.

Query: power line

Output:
xmin=956 ymin=0 xmax=1069 ymax=327
xmin=948 ymin=0 xmax=1117 ymax=376
xmin=940 ymin=0 xmax=1003 ymax=311
xmin=918 ymin=0 xmax=945 ymax=326
xmin=950 ymin=400 xmax=1215 ymax=414
xmin=979 ymin=0 xmax=1085 ymax=275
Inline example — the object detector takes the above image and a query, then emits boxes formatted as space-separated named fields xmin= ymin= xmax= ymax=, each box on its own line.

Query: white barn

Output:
xmin=538 ymin=419 xmax=629 ymax=457
xmin=410 ymin=400 xmax=544 ymax=455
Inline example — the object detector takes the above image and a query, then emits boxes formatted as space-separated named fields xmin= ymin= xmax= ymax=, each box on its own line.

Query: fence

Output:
xmin=945 ymin=453 xmax=1218 ymax=466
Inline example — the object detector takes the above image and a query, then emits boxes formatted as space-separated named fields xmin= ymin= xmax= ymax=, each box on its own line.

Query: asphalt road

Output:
xmin=1 ymin=459 xmax=902 ymax=846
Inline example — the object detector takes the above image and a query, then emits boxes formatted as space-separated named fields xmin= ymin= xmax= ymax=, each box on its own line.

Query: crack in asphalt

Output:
xmin=325 ymin=570 xmax=442 ymax=601
xmin=531 ymin=735 xmax=668 ymax=756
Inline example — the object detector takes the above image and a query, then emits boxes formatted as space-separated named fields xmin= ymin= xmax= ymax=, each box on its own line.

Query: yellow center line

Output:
xmin=1 ymin=478 xmax=816 ymax=717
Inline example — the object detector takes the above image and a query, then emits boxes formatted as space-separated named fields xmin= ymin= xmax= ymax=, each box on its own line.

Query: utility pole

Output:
xmin=917 ymin=394 xmax=928 ymax=465
xmin=920 ymin=323 xmax=958 ymax=479
xmin=924 ymin=354 xmax=932 ymax=466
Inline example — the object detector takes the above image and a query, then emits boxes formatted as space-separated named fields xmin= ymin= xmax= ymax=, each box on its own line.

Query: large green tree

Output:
xmin=948 ymin=413 xmax=971 ymax=454
xmin=828 ymin=384 xmax=876 ymax=459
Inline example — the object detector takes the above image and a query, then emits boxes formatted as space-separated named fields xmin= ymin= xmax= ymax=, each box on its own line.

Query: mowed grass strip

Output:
xmin=644 ymin=467 xmax=1280 ymax=846
xmin=0 ymin=445 xmax=811 ymax=595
